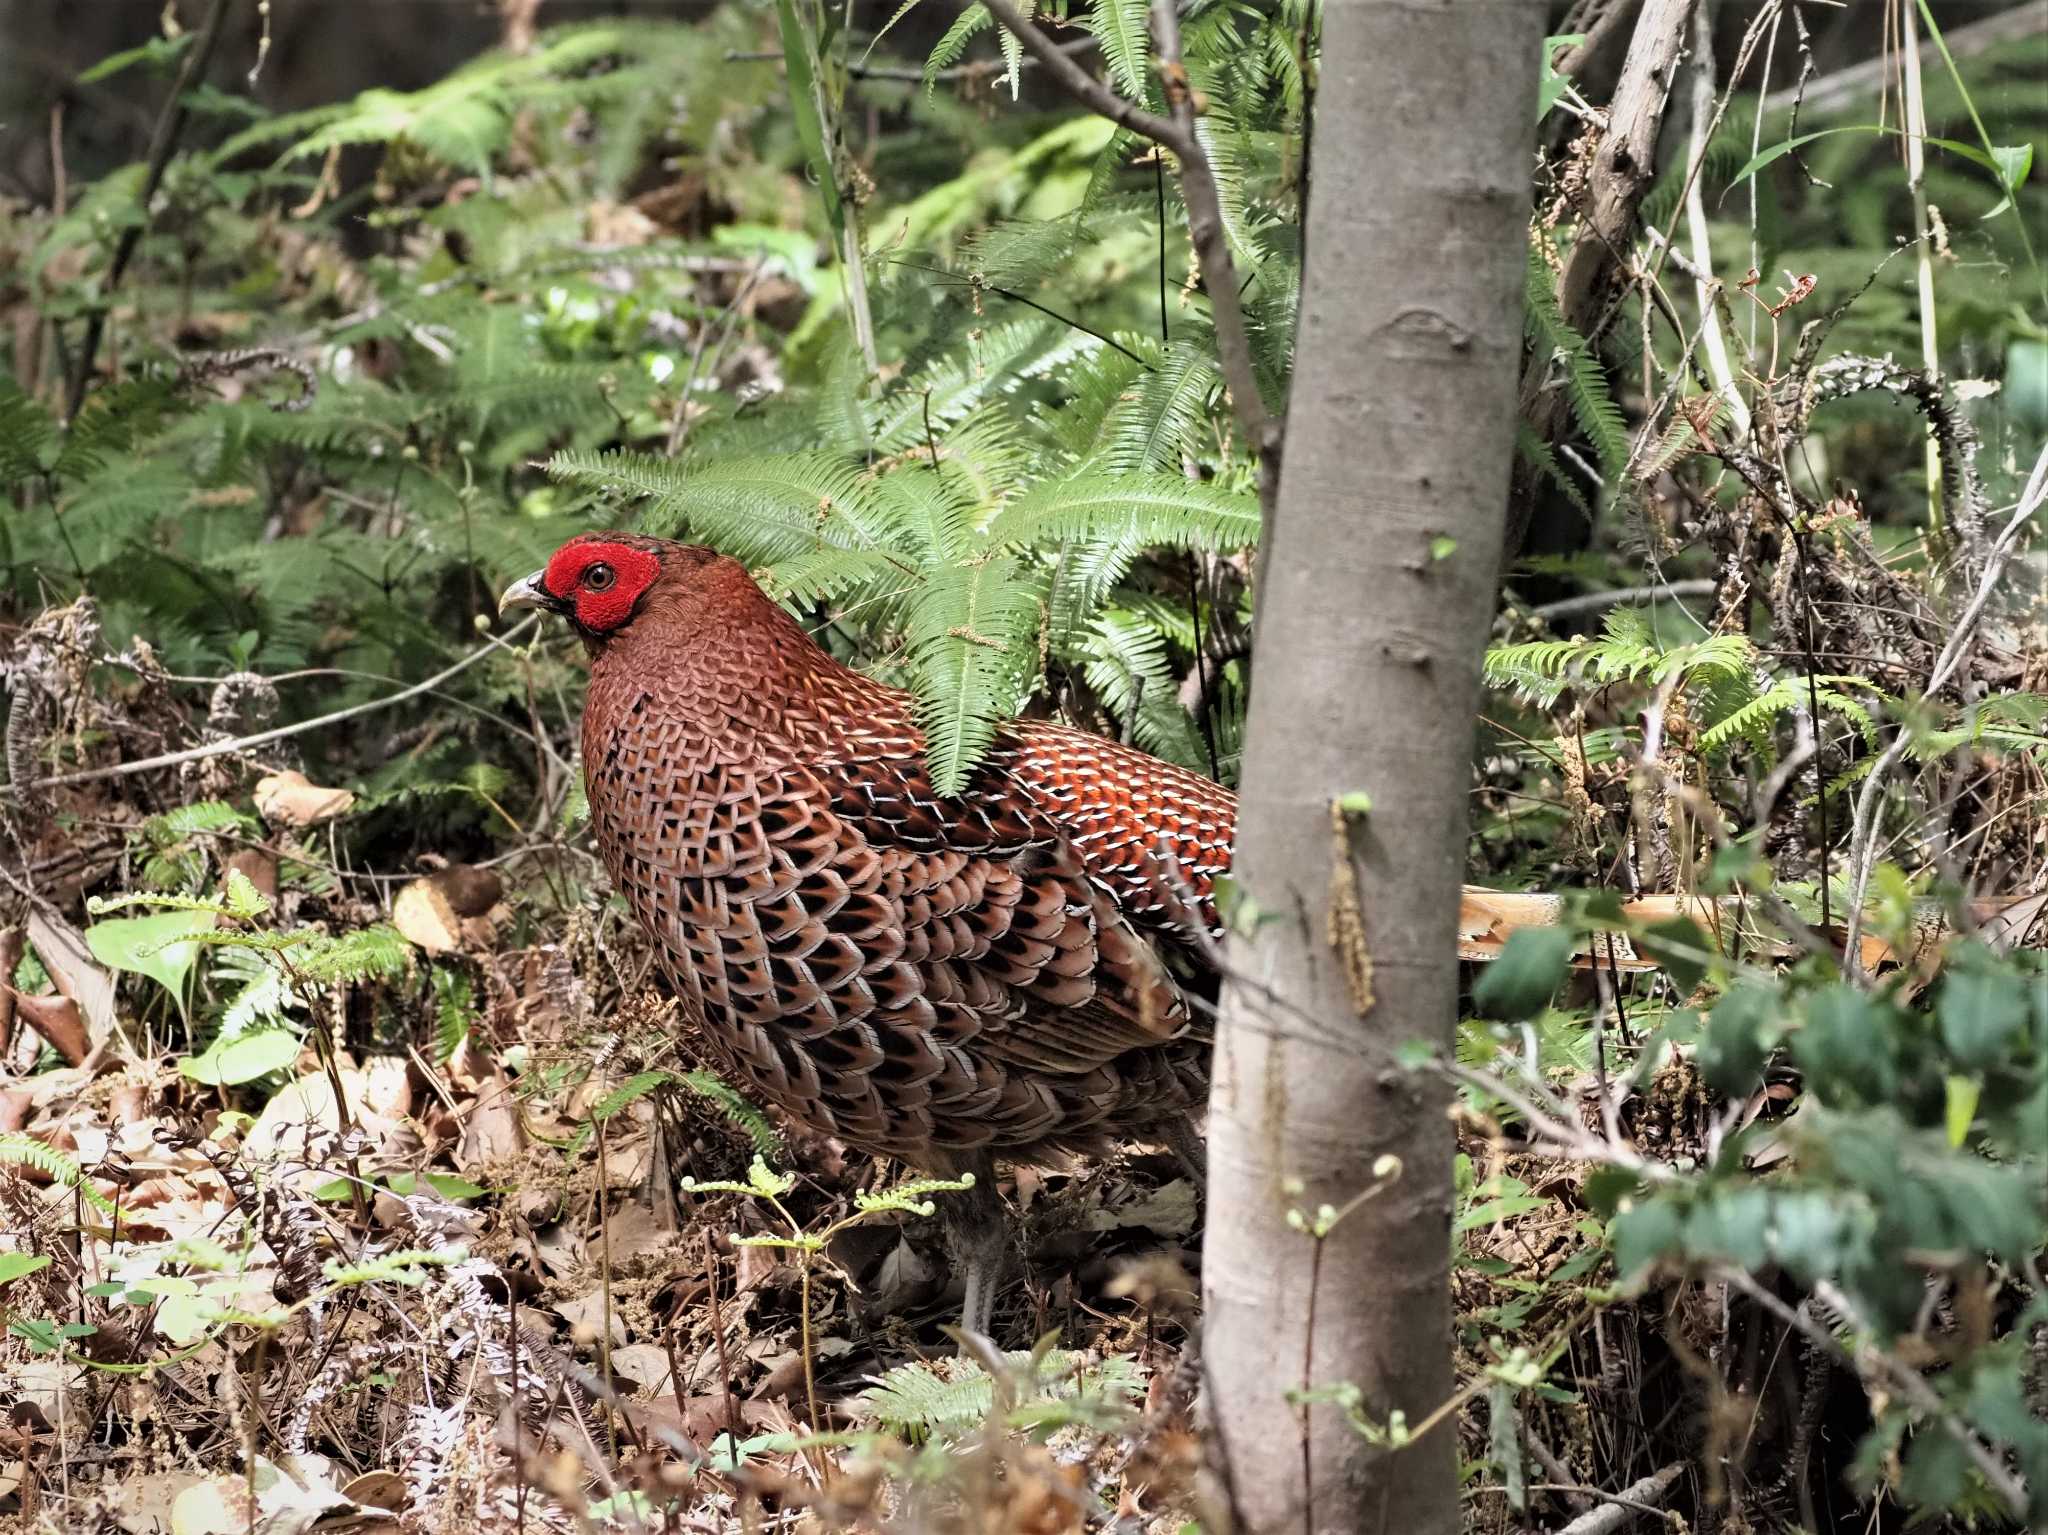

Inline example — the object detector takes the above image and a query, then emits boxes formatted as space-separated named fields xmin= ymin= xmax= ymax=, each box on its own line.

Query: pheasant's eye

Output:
xmin=583 ymin=562 xmax=616 ymax=592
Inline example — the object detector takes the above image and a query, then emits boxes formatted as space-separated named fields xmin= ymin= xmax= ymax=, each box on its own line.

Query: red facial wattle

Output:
xmin=542 ymin=541 xmax=660 ymax=633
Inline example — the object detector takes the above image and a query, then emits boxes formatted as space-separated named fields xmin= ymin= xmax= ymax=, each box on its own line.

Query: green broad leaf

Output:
xmin=1635 ymin=915 xmax=1713 ymax=993
xmin=86 ymin=908 xmax=217 ymax=1013
xmin=1457 ymin=1193 xmax=1551 ymax=1233
xmin=155 ymin=1291 xmax=219 ymax=1345
xmin=1473 ymin=926 xmax=1577 ymax=1022
xmin=385 ymin=1171 xmax=487 ymax=1200
xmin=310 ymin=1178 xmax=354 ymax=1202
xmin=0 ymin=1252 xmax=52 ymax=1286
xmin=1607 ymin=1198 xmax=1683 ymax=1285
xmin=127 ymin=1276 xmax=200 ymax=1297
xmin=180 ymin=1028 xmax=301 ymax=1087
xmin=1897 ymin=1426 xmax=1968 ymax=1509
xmin=1704 ymin=838 xmax=1768 ymax=893
xmin=1580 ymin=1166 xmax=1643 ymax=1218
xmin=9 ymin=1317 xmax=62 ymax=1353
xmin=1989 ymin=143 xmax=2034 ymax=193
xmin=1793 ymin=985 xmax=1899 ymax=1106
xmin=1937 ymin=958 xmax=2028 ymax=1071
xmin=1548 ymin=1244 xmax=1605 ymax=1287
xmin=1536 ymin=34 xmax=1585 ymax=122
xmin=1943 ymin=1075 xmax=1980 ymax=1149
xmin=1683 ymin=1187 xmax=1770 ymax=1271
xmin=1698 ymin=982 xmax=1782 ymax=1096
xmin=1763 ymin=1190 xmax=1854 ymax=1284
xmin=1394 ymin=1038 xmax=1436 ymax=1071
xmin=1334 ymin=791 xmax=1373 ymax=815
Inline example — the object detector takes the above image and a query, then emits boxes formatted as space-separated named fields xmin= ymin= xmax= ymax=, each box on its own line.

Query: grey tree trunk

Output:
xmin=1201 ymin=4 xmax=1542 ymax=1532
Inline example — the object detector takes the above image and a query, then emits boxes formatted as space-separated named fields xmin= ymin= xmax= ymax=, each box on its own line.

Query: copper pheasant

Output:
xmin=501 ymin=532 xmax=1230 ymax=1328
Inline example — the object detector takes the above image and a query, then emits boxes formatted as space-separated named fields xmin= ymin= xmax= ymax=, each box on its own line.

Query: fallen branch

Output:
xmin=1552 ymin=1462 xmax=1686 ymax=1535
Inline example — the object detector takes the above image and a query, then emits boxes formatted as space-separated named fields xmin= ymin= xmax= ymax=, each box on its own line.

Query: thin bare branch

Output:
xmin=6 ymin=619 xmax=540 ymax=795
xmin=1841 ymin=439 xmax=2048 ymax=971
xmin=973 ymin=0 xmax=1274 ymax=509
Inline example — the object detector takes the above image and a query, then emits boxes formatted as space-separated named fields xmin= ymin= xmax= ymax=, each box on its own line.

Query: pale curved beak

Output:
xmin=497 ymin=571 xmax=555 ymax=617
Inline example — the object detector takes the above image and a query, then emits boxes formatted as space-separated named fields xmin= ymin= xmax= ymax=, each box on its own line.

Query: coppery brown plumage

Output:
xmin=502 ymin=533 xmax=1231 ymax=1185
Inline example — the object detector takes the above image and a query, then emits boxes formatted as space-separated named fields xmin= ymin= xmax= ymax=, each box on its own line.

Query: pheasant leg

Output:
xmin=1162 ymin=1118 xmax=1208 ymax=1191
xmin=940 ymin=1156 xmax=1010 ymax=1343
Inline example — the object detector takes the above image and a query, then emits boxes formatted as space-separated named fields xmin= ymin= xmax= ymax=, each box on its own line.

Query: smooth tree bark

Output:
xmin=1201 ymin=4 xmax=1542 ymax=1533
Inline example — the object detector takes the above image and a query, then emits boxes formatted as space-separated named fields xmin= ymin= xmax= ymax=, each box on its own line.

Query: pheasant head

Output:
xmin=503 ymin=531 xmax=792 ymax=649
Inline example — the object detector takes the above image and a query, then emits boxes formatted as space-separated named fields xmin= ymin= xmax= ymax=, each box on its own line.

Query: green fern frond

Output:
xmin=859 ymin=1350 xmax=1141 ymax=1440
xmin=924 ymin=3 xmax=991 ymax=95
xmin=0 ymin=378 xmax=54 ymax=486
xmin=589 ymin=1070 xmax=676 ymax=1123
xmin=1514 ymin=423 xmax=1594 ymax=521
xmin=0 ymin=1133 xmax=119 ymax=1215
xmin=143 ymin=801 xmax=257 ymax=844
xmin=1634 ymin=395 xmax=1730 ymax=480
xmin=298 ymin=925 xmax=411 ymax=985
xmin=53 ymin=378 xmax=181 ymax=483
xmin=1104 ymin=341 xmax=1223 ymax=473
xmin=1524 ymin=246 xmax=1628 ymax=481
xmin=1072 ymin=605 xmax=1208 ymax=768
xmin=1486 ymin=626 xmax=1754 ymax=709
xmin=1085 ymin=0 xmax=1153 ymax=101
xmin=1696 ymin=674 xmax=1880 ymax=755
xmin=854 ymin=1173 xmax=976 ymax=1217
xmin=432 ymin=966 xmax=474 ymax=1061
xmin=988 ymin=472 xmax=1260 ymax=553
xmin=547 ymin=448 xmax=898 ymax=563
xmin=678 ymin=1070 xmax=785 ymax=1159
xmin=906 ymin=555 xmax=1043 ymax=794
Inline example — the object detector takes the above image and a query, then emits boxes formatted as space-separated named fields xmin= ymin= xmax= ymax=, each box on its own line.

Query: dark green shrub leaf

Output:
xmin=1474 ymin=927 xmax=1577 ymax=1022
xmin=1938 ymin=958 xmax=2028 ymax=1071
xmin=1637 ymin=915 xmax=1713 ymax=993
xmin=1608 ymin=1197 xmax=1684 ymax=1284
xmin=0 ymin=1253 xmax=52 ymax=1287
xmin=1698 ymin=982 xmax=1781 ymax=1096
xmin=1793 ymin=985 xmax=1899 ymax=1105
xmin=1897 ymin=1427 xmax=1968 ymax=1508
xmin=1580 ymin=1166 xmax=1643 ymax=1217
xmin=1762 ymin=1190 xmax=1861 ymax=1284
xmin=1683 ymin=1187 xmax=1771 ymax=1270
